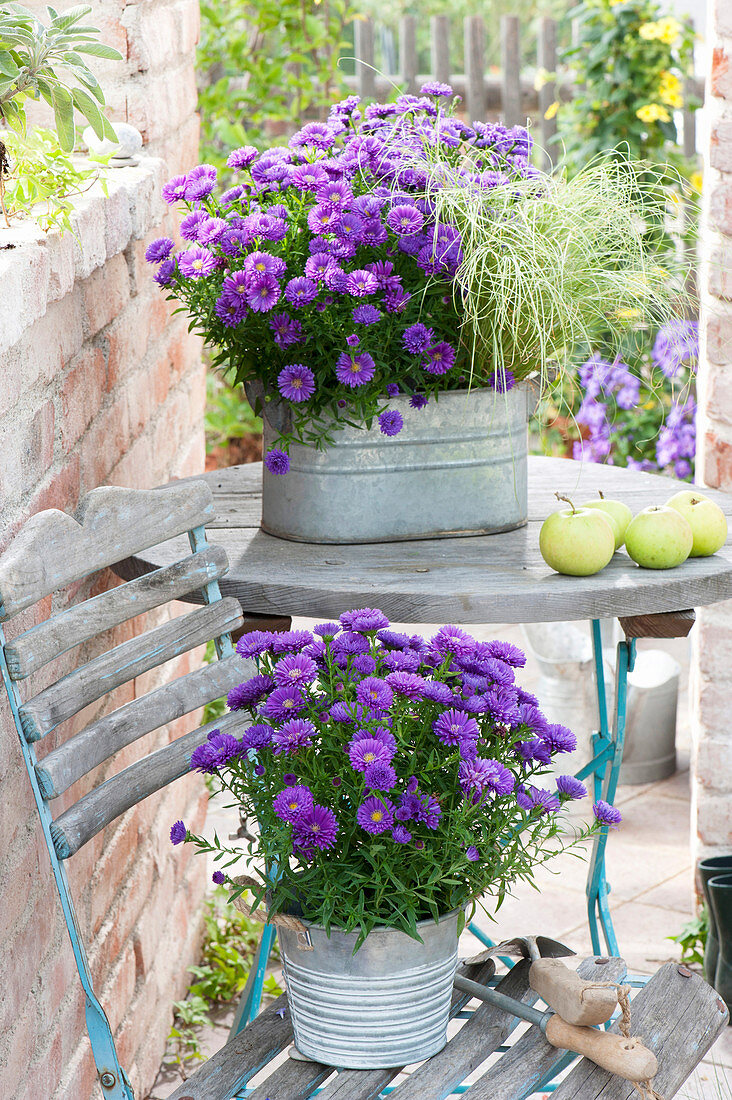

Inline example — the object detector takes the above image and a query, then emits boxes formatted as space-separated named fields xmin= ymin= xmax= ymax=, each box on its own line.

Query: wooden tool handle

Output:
xmin=530 ymin=958 xmax=618 ymax=1026
xmin=545 ymin=1015 xmax=658 ymax=1082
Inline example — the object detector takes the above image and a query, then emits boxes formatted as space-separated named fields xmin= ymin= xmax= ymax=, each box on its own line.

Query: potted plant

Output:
xmin=148 ymin=87 xmax=676 ymax=543
xmin=171 ymin=610 xmax=620 ymax=1068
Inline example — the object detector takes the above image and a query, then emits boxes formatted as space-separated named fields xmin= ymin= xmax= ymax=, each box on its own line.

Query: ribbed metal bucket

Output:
xmin=278 ymin=909 xmax=461 ymax=1068
xmin=250 ymin=383 xmax=530 ymax=544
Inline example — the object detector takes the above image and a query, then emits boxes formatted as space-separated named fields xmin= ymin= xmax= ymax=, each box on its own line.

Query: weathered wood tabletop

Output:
xmin=119 ymin=457 xmax=732 ymax=625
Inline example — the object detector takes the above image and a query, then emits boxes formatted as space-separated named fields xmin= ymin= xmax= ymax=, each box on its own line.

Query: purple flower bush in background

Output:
xmin=173 ymin=609 xmax=617 ymax=942
xmin=148 ymin=85 xmax=535 ymax=471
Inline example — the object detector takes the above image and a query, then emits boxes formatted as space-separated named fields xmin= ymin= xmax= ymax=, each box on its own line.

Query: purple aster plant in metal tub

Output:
xmin=171 ymin=609 xmax=615 ymax=1068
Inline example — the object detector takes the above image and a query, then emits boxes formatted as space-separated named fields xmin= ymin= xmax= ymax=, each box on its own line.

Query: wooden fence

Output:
xmin=345 ymin=14 xmax=702 ymax=170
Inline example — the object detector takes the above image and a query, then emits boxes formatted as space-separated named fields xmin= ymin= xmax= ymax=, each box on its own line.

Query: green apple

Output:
xmin=580 ymin=492 xmax=633 ymax=551
xmin=539 ymin=502 xmax=616 ymax=576
xmin=624 ymin=505 xmax=693 ymax=569
xmin=666 ymin=490 xmax=728 ymax=557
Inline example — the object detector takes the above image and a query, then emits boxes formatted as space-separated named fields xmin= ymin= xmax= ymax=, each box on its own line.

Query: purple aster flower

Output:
xmin=433 ymin=624 xmax=475 ymax=659
xmin=415 ymin=794 xmax=442 ymax=829
xmin=228 ymin=145 xmax=259 ymax=169
xmin=254 ymin=764 xmax=266 ymax=776
xmin=227 ymin=674 xmax=274 ymax=710
xmin=215 ymin=296 xmax=247 ymax=327
xmin=433 ymin=709 xmax=479 ymax=747
xmin=314 ymin=621 xmax=340 ymax=639
xmin=332 ymin=631 xmax=370 ymax=657
xmin=272 ymin=717 xmax=315 ymax=755
xmin=153 ymin=259 xmax=176 ymax=287
xmin=421 ymin=80 xmax=454 ymax=97
xmin=262 ymin=684 xmax=305 ymax=723
xmin=270 ymin=313 xmax=303 ymax=347
xmin=335 ymin=352 xmax=375 ymax=387
xmin=271 ymin=629 xmax=313 ymax=655
xmin=423 ymin=342 xmax=456 ymax=375
xmin=403 ymin=323 xmax=435 ymax=354
xmin=491 ymin=370 xmax=516 ymax=393
xmin=265 ymin=447 xmax=290 ymax=475
xmin=346 ymin=269 xmax=379 ymax=297
xmin=284 ymin=772 xmax=297 ymax=784
xmin=364 ymin=761 xmax=398 ymax=791
xmin=530 ymin=787 xmax=561 ymax=814
xmin=220 ymin=185 xmax=243 ymax=205
xmin=512 ymin=703 xmax=549 ymax=737
xmin=359 ymin=218 xmax=388 ymax=247
xmin=377 ymin=630 xmax=410 ymax=650
xmin=345 ymin=334 xmax=360 ymax=348
xmin=170 ymin=820 xmax=186 ymax=845
xmin=273 ymin=652 xmax=318 ymax=688
xmin=385 ymin=383 xmax=400 ymax=397
xmin=421 ymin=681 xmax=454 ymax=705
xmin=236 ymin=631 xmax=275 ymax=658
xmin=245 ymin=250 xmax=286 ymax=278
xmin=357 ymin=795 xmax=395 ymax=834
xmin=352 ymin=304 xmax=381 ymax=325
xmin=162 ymin=173 xmax=189 ymax=204
xmin=410 ymin=393 xmax=428 ymax=410
xmin=387 ymin=204 xmax=425 ymax=236
xmin=184 ymin=164 xmax=217 ymax=201
xmin=378 ymin=409 xmax=404 ymax=437
xmin=341 ymin=607 xmax=390 ymax=631
xmin=305 ymin=253 xmax=335 ymax=281
xmin=247 ymin=273 xmax=281 ymax=312
xmin=348 ymin=737 xmax=393 ymax=771
xmin=294 ymin=803 xmax=339 ymax=850
xmin=180 ymin=210 xmax=208 ymax=240
xmin=652 ymin=320 xmax=699 ymax=378
xmin=146 ymin=237 xmax=174 ymax=263
xmin=384 ymin=287 xmax=410 ymax=313
xmin=593 ymin=800 xmax=622 ymax=827
xmin=212 ymin=870 xmax=226 ymax=885
xmin=324 ymin=265 xmax=348 ymax=293
xmin=278 ymin=363 xmax=316 ymax=402
xmin=382 ymin=650 xmax=422 ymax=673
xmin=292 ymin=163 xmax=330 ymax=191
xmin=336 ymin=212 xmax=363 ymax=243
xmin=556 ymin=775 xmax=588 ymax=800
xmin=273 ymin=784 xmax=315 ymax=822
xmin=516 ymin=785 xmax=534 ymax=811
xmin=482 ymin=640 xmax=526 ymax=667
xmin=516 ymin=738 xmax=552 ymax=766
xmin=392 ymin=824 xmax=412 ymax=843
xmin=307 ymin=205 xmax=342 ymax=234
xmin=465 ymin=845 xmax=480 ymax=862
xmin=241 ymin=723 xmax=273 ymax=751
xmin=291 ymin=121 xmax=339 ymax=150
xmin=543 ymin=723 xmax=578 ymax=754
xmin=351 ymin=653 xmax=377 ymax=675
xmin=197 ymin=217 xmax=227 ymax=245
xmin=356 ymin=677 xmax=394 ymax=710
xmin=178 ymin=247 xmax=217 ymax=278
xmin=316 ymin=179 xmax=353 ymax=210
xmin=459 ymin=758 xmax=514 ymax=796
xmin=384 ymin=671 xmax=426 ymax=699
xmin=285 ymin=276 xmax=319 ymax=306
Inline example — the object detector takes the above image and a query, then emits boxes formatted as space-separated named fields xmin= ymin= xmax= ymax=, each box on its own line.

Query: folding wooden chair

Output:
xmin=1 ymin=484 xmax=727 ymax=1100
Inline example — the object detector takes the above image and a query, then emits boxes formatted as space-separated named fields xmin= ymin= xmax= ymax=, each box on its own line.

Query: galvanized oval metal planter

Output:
xmin=278 ymin=909 xmax=461 ymax=1068
xmin=248 ymin=382 xmax=531 ymax=544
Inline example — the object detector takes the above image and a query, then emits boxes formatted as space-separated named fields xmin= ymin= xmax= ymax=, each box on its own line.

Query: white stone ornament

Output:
xmin=83 ymin=123 xmax=143 ymax=165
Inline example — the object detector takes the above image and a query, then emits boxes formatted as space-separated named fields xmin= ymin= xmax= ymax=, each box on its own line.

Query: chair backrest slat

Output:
xmin=19 ymin=597 xmax=244 ymax=742
xmin=36 ymin=652 xmax=249 ymax=799
xmin=49 ymin=710 xmax=249 ymax=859
xmin=5 ymin=545 xmax=229 ymax=680
xmin=0 ymin=482 xmax=214 ymax=620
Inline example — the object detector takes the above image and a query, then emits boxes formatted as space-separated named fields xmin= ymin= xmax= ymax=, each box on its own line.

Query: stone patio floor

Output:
xmin=148 ymin=621 xmax=731 ymax=1100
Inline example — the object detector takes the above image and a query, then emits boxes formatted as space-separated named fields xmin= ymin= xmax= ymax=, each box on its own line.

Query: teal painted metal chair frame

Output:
xmin=0 ymin=483 xmax=271 ymax=1099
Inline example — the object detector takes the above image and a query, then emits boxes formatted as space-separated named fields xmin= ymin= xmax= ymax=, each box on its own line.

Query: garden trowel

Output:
xmin=465 ymin=934 xmax=619 ymax=1026
xmin=453 ymin=972 xmax=657 ymax=1083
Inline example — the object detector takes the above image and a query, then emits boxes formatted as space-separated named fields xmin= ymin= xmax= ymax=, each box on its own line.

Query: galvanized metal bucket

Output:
xmin=248 ymin=382 xmax=530 ymax=544
xmin=278 ymin=909 xmax=461 ymax=1068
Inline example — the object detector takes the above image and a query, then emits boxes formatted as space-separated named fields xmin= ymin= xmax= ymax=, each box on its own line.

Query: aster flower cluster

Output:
xmin=147 ymin=85 xmax=536 ymax=474
xmin=563 ymin=320 xmax=698 ymax=480
xmin=172 ymin=608 xmax=619 ymax=940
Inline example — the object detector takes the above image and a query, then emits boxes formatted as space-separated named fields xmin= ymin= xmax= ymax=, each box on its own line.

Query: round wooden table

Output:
xmin=120 ymin=455 xmax=732 ymax=960
xmin=127 ymin=456 xmax=732 ymax=625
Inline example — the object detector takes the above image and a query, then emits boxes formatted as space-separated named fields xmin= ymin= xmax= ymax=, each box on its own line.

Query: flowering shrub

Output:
xmin=171 ymin=610 xmax=618 ymax=943
xmin=149 ymin=84 xmax=674 ymax=474
xmin=537 ymin=319 xmax=697 ymax=479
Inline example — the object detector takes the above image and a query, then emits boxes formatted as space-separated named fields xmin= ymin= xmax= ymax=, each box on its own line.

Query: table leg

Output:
xmin=582 ymin=620 xmax=636 ymax=957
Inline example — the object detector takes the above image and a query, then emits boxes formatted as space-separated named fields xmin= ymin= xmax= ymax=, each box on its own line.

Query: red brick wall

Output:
xmin=693 ymin=0 xmax=732 ymax=868
xmin=0 ymin=4 xmax=209 ymax=1096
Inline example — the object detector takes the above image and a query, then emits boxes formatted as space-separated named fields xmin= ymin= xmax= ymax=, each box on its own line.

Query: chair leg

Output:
xmin=229 ymin=923 xmax=277 ymax=1037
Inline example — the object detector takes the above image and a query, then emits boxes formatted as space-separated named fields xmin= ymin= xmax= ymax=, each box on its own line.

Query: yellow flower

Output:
xmin=639 ymin=21 xmax=660 ymax=39
xmin=636 ymin=103 xmax=671 ymax=124
xmin=638 ymin=17 xmax=681 ymax=43
xmin=658 ymin=71 xmax=683 ymax=109
xmin=690 ymin=170 xmax=703 ymax=193
xmin=616 ymin=308 xmax=641 ymax=320
xmin=544 ymin=101 xmax=559 ymax=120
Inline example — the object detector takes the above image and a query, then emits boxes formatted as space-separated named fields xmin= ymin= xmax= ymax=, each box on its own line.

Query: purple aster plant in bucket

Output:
xmin=172 ymin=610 xmax=617 ymax=1068
xmin=150 ymin=86 xmax=677 ymax=543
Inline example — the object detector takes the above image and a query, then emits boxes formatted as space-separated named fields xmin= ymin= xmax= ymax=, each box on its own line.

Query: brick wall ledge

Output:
xmin=0 ymin=157 xmax=167 ymax=353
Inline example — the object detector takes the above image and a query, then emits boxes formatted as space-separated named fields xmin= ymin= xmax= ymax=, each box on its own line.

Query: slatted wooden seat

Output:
xmin=0 ymin=482 xmax=254 ymax=1100
xmin=1 ymin=483 xmax=727 ymax=1100
xmin=166 ymin=955 xmax=727 ymax=1100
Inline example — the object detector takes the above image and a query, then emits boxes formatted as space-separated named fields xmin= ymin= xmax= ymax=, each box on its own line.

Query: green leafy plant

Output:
xmin=0 ymin=3 xmax=120 ymax=151
xmin=196 ymin=0 xmax=356 ymax=172
xmin=668 ymin=905 xmax=708 ymax=967
xmin=555 ymin=0 xmax=697 ymax=167
xmin=205 ymin=371 xmax=262 ymax=455
xmin=166 ymin=885 xmax=282 ymax=1071
xmin=0 ymin=125 xmax=101 ymax=230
